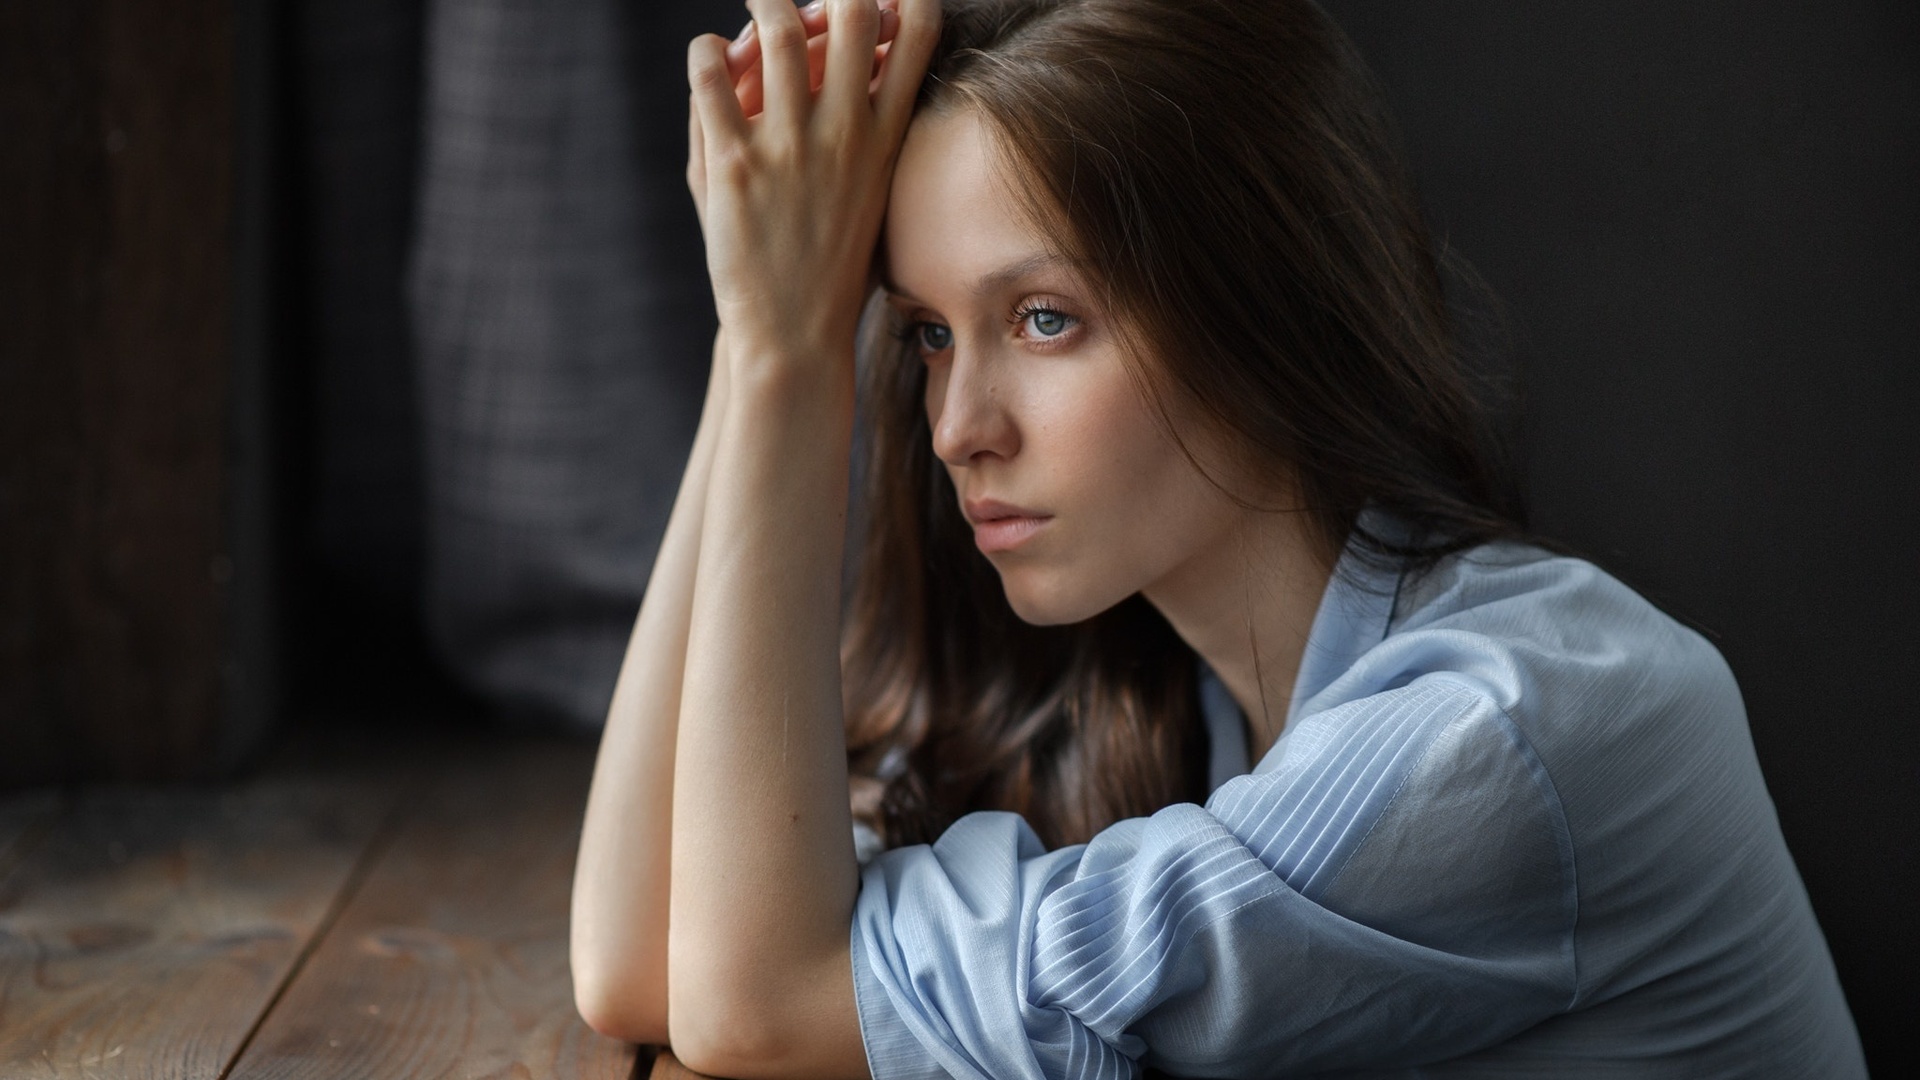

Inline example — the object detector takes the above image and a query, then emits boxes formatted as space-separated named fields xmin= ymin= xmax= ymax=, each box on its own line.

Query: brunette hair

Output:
xmin=841 ymin=0 xmax=1528 ymax=850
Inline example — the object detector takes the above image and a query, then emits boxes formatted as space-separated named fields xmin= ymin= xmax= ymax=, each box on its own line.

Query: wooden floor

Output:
xmin=0 ymin=719 xmax=705 ymax=1078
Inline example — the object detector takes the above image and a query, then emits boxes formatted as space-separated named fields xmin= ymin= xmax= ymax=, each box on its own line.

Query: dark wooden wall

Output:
xmin=1 ymin=1 xmax=277 ymax=784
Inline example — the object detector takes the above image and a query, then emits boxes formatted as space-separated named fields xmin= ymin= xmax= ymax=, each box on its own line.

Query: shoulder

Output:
xmin=1284 ymin=539 xmax=1765 ymax=903
xmin=1302 ymin=541 xmax=1831 ymax=1003
xmin=1397 ymin=542 xmax=1726 ymax=680
xmin=1333 ymin=542 xmax=1746 ymax=760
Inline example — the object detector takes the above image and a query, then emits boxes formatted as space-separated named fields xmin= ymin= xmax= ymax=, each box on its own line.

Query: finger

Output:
xmin=726 ymin=1 xmax=837 ymax=78
xmin=870 ymin=39 xmax=891 ymax=95
xmin=727 ymin=2 xmax=901 ymax=98
xmin=725 ymin=20 xmax=758 ymax=81
xmin=687 ymin=92 xmax=711 ymax=228
xmin=741 ymin=38 xmax=824 ymax=116
xmin=873 ymin=0 xmax=940 ymax=142
xmin=688 ymin=33 xmax=750 ymax=147
xmin=745 ymin=0 xmax=810 ymax=133
xmin=761 ymin=19 xmax=873 ymax=99
xmin=813 ymin=25 xmax=831 ymax=90
xmin=734 ymin=31 xmax=821 ymax=111
xmin=820 ymin=0 xmax=884 ymax=130
xmin=829 ymin=0 xmax=900 ymax=90
xmin=687 ymin=91 xmax=705 ymax=192
xmin=868 ymin=0 xmax=901 ymax=95
xmin=736 ymin=58 xmax=766 ymax=117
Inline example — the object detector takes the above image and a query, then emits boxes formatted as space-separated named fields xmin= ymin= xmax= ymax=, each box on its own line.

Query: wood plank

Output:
xmin=228 ymin=736 xmax=639 ymax=1079
xmin=0 ymin=791 xmax=63 ymax=871
xmin=0 ymin=755 xmax=409 ymax=1077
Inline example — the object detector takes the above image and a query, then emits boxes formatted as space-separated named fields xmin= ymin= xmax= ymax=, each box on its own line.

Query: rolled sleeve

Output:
xmin=851 ymin=912 xmax=953 ymax=1080
xmin=848 ymin=678 xmax=1579 ymax=1080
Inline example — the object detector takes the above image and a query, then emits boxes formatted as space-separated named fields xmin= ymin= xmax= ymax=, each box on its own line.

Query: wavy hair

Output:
xmin=841 ymin=0 xmax=1528 ymax=850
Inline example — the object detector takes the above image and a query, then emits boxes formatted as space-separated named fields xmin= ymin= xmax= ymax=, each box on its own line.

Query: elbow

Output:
xmin=664 ymin=920 xmax=857 ymax=1076
xmin=573 ymin=951 xmax=670 ymax=1046
xmin=575 ymin=981 xmax=669 ymax=1046
xmin=667 ymin=974 xmax=797 ymax=1079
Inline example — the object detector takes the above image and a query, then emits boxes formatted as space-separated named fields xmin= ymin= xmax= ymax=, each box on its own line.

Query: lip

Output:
xmin=963 ymin=498 xmax=1053 ymax=554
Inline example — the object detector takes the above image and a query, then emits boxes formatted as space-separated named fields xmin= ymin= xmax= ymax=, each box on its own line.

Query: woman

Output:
xmin=570 ymin=0 xmax=1866 ymax=1076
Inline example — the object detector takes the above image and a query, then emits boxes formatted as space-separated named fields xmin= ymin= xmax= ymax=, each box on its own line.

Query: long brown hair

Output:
xmin=842 ymin=0 xmax=1528 ymax=851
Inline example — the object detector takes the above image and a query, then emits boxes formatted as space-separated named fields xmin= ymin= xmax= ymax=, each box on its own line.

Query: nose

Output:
xmin=928 ymin=348 xmax=1019 ymax=468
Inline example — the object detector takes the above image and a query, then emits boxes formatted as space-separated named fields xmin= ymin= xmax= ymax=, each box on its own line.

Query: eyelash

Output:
xmin=888 ymin=318 xmax=930 ymax=350
xmin=891 ymin=300 xmax=1081 ymax=356
xmin=1008 ymin=301 xmax=1079 ymax=344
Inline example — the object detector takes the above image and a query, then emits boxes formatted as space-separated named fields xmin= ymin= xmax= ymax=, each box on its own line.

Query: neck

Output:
xmin=1142 ymin=509 xmax=1335 ymax=763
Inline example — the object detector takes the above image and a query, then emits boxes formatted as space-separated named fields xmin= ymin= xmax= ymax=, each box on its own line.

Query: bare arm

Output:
xmin=571 ymin=326 xmax=730 ymax=1046
xmin=665 ymin=1 xmax=940 ymax=1077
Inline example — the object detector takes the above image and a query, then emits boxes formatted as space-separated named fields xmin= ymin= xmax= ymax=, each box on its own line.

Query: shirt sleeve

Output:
xmin=848 ymin=675 xmax=1580 ymax=1080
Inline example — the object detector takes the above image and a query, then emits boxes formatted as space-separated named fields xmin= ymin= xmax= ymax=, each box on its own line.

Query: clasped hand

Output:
xmin=687 ymin=0 xmax=940 ymax=380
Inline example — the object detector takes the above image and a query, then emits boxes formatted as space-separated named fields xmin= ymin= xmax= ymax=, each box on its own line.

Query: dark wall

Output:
xmin=0 ymin=1 xmax=280 ymax=782
xmin=1319 ymin=0 xmax=1917 ymax=1066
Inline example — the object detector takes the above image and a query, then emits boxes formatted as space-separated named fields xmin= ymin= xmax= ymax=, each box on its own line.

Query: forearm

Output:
xmin=668 ymin=356 xmax=865 ymax=1075
xmin=661 ymin=0 xmax=939 ymax=1070
xmin=571 ymin=329 xmax=732 ymax=1045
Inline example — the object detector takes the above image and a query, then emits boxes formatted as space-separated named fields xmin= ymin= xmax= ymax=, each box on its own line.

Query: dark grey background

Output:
xmin=1321 ymin=0 xmax=1917 ymax=1062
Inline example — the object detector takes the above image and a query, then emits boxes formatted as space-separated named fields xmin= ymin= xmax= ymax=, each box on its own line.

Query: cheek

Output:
xmin=1044 ymin=372 xmax=1182 ymax=507
xmin=921 ymin=364 xmax=945 ymax=428
xmin=1051 ymin=377 xmax=1238 ymax=576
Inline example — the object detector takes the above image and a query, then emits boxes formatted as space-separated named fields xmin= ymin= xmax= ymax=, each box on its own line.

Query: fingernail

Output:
xmin=803 ymin=0 xmax=824 ymax=14
xmin=726 ymin=20 xmax=755 ymax=62
xmin=731 ymin=19 xmax=754 ymax=44
xmin=879 ymin=7 xmax=898 ymax=37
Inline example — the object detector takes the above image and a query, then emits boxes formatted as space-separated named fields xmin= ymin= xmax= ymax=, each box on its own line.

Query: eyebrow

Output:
xmin=880 ymin=251 xmax=1072 ymax=308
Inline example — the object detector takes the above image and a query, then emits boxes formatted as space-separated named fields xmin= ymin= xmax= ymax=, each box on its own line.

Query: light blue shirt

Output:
xmin=848 ymin=516 xmax=1865 ymax=1077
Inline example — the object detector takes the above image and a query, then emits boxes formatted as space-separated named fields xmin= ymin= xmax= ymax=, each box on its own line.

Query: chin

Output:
xmin=995 ymin=562 xmax=1129 ymax=627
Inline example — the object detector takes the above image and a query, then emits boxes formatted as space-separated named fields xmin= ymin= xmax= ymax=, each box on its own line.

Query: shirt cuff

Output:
xmin=849 ymin=902 xmax=952 ymax=1080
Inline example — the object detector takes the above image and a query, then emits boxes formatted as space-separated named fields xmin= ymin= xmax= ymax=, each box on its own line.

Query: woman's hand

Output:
xmin=723 ymin=0 xmax=901 ymax=121
xmin=685 ymin=0 xmax=940 ymax=382
xmin=687 ymin=2 xmax=901 ymax=232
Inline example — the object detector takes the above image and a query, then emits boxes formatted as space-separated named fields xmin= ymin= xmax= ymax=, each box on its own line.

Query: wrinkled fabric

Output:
xmin=850 ymin=515 xmax=1864 ymax=1078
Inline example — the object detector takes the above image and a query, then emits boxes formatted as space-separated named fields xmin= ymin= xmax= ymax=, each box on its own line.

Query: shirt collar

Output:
xmin=1285 ymin=505 xmax=1407 ymax=727
xmin=1197 ymin=506 xmax=1407 ymax=782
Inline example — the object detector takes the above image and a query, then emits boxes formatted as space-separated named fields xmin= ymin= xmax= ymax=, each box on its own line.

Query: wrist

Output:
xmin=722 ymin=334 xmax=858 ymax=409
xmin=717 ymin=289 xmax=867 ymax=371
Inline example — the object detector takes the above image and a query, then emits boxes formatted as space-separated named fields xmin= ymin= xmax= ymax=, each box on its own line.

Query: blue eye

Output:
xmin=1018 ymin=305 xmax=1074 ymax=339
xmin=917 ymin=323 xmax=953 ymax=352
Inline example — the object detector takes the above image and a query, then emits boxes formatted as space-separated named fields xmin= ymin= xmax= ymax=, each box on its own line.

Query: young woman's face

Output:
xmin=882 ymin=107 xmax=1253 ymax=625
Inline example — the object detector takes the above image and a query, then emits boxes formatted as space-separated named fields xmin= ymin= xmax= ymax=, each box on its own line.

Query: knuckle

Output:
xmin=709 ymin=143 xmax=754 ymax=181
xmin=819 ymin=118 xmax=865 ymax=155
xmin=905 ymin=0 xmax=942 ymax=43
xmin=829 ymin=0 xmax=879 ymax=30
xmin=688 ymin=53 xmax=729 ymax=94
xmin=757 ymin=136 xmax=801 ymax=172
xmin=758 ymin=20 xmax=807 ymax=54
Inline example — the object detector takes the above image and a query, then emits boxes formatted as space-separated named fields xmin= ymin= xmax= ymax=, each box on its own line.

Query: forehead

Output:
xmin=884 ymin=108 xmax=1060 ymax=303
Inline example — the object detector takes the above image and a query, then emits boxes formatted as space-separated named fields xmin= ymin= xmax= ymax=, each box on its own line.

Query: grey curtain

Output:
xmin=301 ymin=0 xmax=733 ymax=729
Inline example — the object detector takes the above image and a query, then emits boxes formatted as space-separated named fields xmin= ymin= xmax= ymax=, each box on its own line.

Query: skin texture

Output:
xmin=885 ymin=108 xmax=1334 ymax=759
xmin=571 ymin=1 xmax=1331 ymax=1073
xmin=569 ymin=329 xmax=730 ymax=1048
xmin=582 ymin=2 xmax=941 ymax=1077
